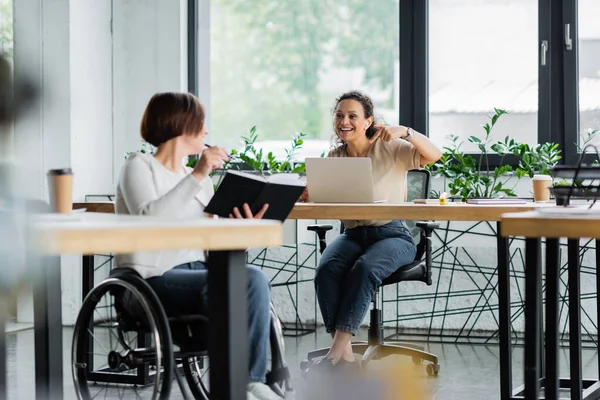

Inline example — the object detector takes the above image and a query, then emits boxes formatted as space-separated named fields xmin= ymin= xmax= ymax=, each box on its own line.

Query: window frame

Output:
xmin=401 ymin=0 xmax=584 ymax=167
xmin=189 ymin=0 xmax=586 ymax=167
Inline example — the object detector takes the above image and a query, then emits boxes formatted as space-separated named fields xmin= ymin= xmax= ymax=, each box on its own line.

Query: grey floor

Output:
xmin=5 ymin=327 xmax=599 ymax=399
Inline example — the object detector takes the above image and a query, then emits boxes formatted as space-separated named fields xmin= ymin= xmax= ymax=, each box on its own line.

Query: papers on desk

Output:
xmin=33 ymin=213 xmax=83 ymax=222
xmin=467 ymin=198 xmax=528 ymax=205
xmin=537 ymin=205 xmax=600 ymax=215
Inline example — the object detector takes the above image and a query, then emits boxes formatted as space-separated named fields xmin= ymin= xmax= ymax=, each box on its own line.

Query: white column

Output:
xmin=69 ymin=0 xmax=114 ymax=201
xmin=112 ymin=0 xmax=188 ymax=176
xmin=197 ymin=0 xmax=210 ymax=131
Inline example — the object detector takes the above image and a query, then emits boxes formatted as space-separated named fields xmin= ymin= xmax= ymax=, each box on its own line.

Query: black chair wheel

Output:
xmin=412 ymin=356 xmax=422 ymax=365
xmin=426 ymin=363 xmax=440 ymax=376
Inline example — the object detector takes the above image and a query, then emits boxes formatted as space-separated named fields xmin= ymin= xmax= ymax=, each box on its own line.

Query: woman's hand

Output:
xmin=192 ymin=146 xmax=229 ymax=180
xmin=369 ymin=125 xmax=409 ymax=143
xmin=229 ymin=203 xmax=269 ymax=219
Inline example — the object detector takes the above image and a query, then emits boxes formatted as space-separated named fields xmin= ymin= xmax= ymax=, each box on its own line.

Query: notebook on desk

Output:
xmin=305 ymin=157 xmax=385 ymax=203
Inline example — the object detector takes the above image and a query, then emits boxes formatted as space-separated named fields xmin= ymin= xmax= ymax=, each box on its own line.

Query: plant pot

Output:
xmin=555 ymin=194 xmax=570 ymax=206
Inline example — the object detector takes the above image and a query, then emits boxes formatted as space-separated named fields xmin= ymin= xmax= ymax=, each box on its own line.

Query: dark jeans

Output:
xmin=314 ymin=220 xmax=417 ymax=335
xmin=147 ymin=262 xmax=271 ymax=383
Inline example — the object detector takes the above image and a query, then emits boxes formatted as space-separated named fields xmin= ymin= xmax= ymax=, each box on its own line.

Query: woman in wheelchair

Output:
xmin=311 ymin=91 xmax=442 ymax=370
xmin=111 ymin=92 xmax=284 ymax=400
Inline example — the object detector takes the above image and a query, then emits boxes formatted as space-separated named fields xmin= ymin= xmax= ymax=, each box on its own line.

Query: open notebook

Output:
xmin=204 ymin=171 xmax=306 ymax=222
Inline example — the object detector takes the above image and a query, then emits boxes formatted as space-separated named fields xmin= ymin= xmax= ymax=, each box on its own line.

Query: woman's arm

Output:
xmin=403 ymin=128 xmax=442 ymax=166
xmin=371 ymin=125 xmax=442 ymax=167
xmin=120 ymin=156 xmax=204 ymax=216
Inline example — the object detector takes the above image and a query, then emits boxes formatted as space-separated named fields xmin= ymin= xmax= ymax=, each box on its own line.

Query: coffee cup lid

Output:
xmin=533 ymin=174 xmax=552 ymax=180
xmin=47 ymin=168 xmax=73 ymax=176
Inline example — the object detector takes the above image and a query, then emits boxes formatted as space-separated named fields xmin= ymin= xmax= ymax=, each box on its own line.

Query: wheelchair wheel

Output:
xmin=72 ymin=277 xmax=174 ymax=400
xmin=182 ymin=355 xmax=210 ymax=400
xmin=181 ymin=303 xmax=289 ymax=399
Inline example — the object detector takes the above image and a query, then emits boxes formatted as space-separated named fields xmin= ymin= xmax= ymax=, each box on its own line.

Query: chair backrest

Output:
xmin=406 ymin=169 xmax=430 ymax=203
xmin=406 ymin=169 xmax=431 ymax=243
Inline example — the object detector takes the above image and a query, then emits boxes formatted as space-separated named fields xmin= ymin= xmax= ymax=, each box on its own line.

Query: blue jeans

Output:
xmin=146 ymin=262 xmax=271 ymax=383
xmin=314 ymin=220 xmax=417 ymax=335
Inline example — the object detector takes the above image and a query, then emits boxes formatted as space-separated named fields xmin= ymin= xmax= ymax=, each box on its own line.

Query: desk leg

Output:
xmin=524 ymin=238 xmax=541 ymax=400
xmin=497 ymin=223 xmax=513 ymax=399
xmin=597 ymin=240 xmax=600 ymax=384
xmin=545 ymin=239 xmax=560 ymax=400
xmin=568 ymin=239 xmax=583 ymax=400
xmin=82 ymin=255 xmax=94 ymax=301
xmin=0 ymin=299 xmax=6 ymax=400
xmin=33 ymin=256 xmax=63 ymax=400
xmin=208 ymin=250 xmax=248 ymax=400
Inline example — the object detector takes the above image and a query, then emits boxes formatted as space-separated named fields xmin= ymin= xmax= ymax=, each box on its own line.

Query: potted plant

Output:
xmin=429 ymin=109 xmax=518 ymax=201
xmin=551 ymin=180 xmax=572 ymax=206
xmin=512 ymin=142 xmax=561 ymax=178
xmin=228 ymin=126 xmax=307 ymax=176
xmin=429 ymin=108 xmax=562 ymax=202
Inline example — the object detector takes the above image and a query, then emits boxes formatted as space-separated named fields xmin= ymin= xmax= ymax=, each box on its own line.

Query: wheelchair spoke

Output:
xmin=88 ymin=385 xmax=108 ymax=400
xmin=87 ymin=328 xmax=110 ymax=355
xmin=93 ymin=308 xmax=120 ymax=347
xmin=126 ymin=331 xmax=138 ymax=350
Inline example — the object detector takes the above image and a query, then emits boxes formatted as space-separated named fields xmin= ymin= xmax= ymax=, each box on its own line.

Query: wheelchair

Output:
xmin=71 ymin=267 xmax=292 ymax=399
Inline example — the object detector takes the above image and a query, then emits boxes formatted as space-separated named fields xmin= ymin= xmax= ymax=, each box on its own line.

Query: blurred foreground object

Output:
xmin=300 ymin=355 xmax=431 ymax=400
xmin=0 ymin=54 xmax=37 ymax=126
xmin=0 ymin=51 xmax=39 ymax=292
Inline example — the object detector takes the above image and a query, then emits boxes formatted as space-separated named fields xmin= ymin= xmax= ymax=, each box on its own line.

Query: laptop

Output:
xmin=305 ymin=157 xmax=384 ymax=203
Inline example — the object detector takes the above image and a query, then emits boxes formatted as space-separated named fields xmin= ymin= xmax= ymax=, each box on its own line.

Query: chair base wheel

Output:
xmin=426 ymin=363 xmax=440 ymax=376
xmin=300 ymin=360 xmax=310 ymax=372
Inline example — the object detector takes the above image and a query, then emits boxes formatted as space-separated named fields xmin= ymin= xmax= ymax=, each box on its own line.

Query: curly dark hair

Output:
xmin=332 ymin=90 xmax=377 ymax=139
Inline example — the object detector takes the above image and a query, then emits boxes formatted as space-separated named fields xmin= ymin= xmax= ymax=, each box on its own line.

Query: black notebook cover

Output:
xmin=204 ymin=170 xmax=306 ymax=222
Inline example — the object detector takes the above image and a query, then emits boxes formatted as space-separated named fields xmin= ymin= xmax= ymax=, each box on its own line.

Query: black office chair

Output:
xmin=301 ymin=169 xmax=440 ymax=376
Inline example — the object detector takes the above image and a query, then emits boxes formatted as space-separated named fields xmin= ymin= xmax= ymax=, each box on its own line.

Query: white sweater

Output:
xmin=115 ymin=152 xmax=214 ymax=278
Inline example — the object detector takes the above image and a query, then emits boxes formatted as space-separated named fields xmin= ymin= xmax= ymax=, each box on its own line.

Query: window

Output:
xmin=428 ymin=0 xmax=538 ymax=152
xmin=578 ymin=0 xmax=600 ymax=150
xmin=0 ymin=0 xmax=12 ymax=57
xmin=209 ymin=0 xmax=400 ymax=157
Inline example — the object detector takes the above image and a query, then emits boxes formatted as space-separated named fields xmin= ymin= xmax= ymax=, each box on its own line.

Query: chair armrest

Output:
xmin=415 ymin=221 xmax=439 ymax=235
xmin=307 ymin=224 xmax=333 ymax=254
xmin=414 ymin=221 xmax=438 ymax=286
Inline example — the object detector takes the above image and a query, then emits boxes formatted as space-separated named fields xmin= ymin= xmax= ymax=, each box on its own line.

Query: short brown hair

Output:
xmin=140 ymin=92 xmax=205 ymax=147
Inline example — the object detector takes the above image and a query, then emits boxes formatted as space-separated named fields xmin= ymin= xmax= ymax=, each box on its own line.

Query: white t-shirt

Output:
xmin=115 ymin=152 xmax=214 ymax=278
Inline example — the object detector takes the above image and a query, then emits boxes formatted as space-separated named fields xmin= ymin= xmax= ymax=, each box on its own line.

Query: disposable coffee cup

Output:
xmin=47 ymin=168 xmax=73 ymax=214
xmin=532 ymin=174 xmax=552 ymax=202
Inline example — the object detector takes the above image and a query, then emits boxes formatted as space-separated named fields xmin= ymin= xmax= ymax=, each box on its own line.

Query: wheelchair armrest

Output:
xmin=307 ymin=224 xmax=333 ymax=254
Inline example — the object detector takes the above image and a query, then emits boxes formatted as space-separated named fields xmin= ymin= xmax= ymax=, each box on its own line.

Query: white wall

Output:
xmin=13 ymin=0 xmax=188 ymax=324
